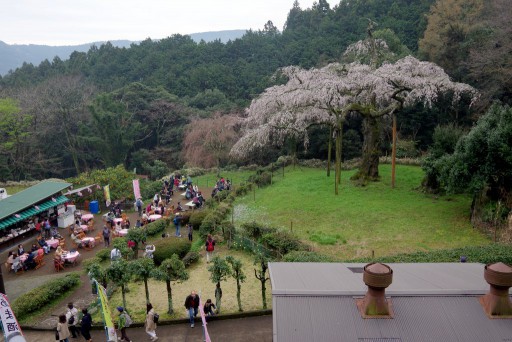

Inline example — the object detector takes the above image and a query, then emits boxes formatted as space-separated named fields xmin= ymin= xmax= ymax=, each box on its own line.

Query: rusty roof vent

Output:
xmin=356 ymin=262 xmax=394 ymax=318
xmin=479 ymin=262 xmax=512 ymax=318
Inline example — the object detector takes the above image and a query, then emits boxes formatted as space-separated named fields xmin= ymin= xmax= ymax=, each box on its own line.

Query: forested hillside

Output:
xmin=0 ymin=0 xmax=510 ymax=183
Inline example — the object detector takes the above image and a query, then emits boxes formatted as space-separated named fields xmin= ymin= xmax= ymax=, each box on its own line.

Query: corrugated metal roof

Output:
xmin=273 ymin=296 xmax=512 ymax=342
xmin=0 ymin=195 xmax=69 ymax=230
xmin=0 ymin=181 xmax=71 ymax=220
xmin=269 ymin=263 xmax=490 ymax=296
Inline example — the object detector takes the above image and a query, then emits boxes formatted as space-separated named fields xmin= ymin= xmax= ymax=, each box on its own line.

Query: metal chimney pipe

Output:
xmin=480 ymin=262 xmax=512 ymax=317
xmin=359 ymin=262 xmax=393 ymax=317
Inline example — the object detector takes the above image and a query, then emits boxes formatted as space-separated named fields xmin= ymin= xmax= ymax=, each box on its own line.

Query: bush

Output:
xmin=140 ymin=179 xmax=162 ymax=202
xmin=96 ymin=248 xmax=111 ymax=261
xmin=234 ymin=183 xmax=252 ymax=197
xmin=349 ymin=244 xmax=512 ymax=264
xmin=248 ymin=172 xmax=271 ymax=187
xmin=182 ymin=251 xmax=200 ymax=267
xmin=189 ymin=210 xmax=211 ymax=230
xmin=261 ymin=230 xmax=307 ymax=256
xmin=153 ymin=238 xmax=192 ymax=265
xmin=219 ymin=221 xmax=235 ymax=241
xmin=12 ymin=273 xmax=81 ymax=320
xmin=241 ymin=221 xmax=277 ymax=240
xmin=213 ymin=190 xmax=231 ymax=202
xmin=283 ymin=251 xmax=336 ymax=262
xmin=145 ymin=219 xmax=169 ymax=236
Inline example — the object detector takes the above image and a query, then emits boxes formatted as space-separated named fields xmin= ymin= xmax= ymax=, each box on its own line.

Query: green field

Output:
xmin=233 ymin=164 xmax=490 ymax=259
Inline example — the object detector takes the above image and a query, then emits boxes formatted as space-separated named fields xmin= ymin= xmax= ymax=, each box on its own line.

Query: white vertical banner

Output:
xmin=0 ymin=293 xmax=26 ymax=342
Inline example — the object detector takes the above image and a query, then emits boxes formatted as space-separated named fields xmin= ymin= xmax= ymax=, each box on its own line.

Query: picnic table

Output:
xmin=47 ymin=238 xmax=60 ymax=249
xmin=81 ymin=214 xmax=94 ymax=222
xmin=118 ymin=229 xmax=129 ymax=237
xmin=63 ymin=251 xmax=80 ymax=265
xmin=149 ymin=214 xmax=162 ymax=222
xmin=20 ymin=253 xmax=29 ymax=263
xmin=81 ymin=237 xmax=95 ymax=248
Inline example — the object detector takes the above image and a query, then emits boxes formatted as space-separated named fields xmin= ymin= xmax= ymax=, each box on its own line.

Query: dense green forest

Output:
xmin=0 ymin=0 xmax=510 ymax=183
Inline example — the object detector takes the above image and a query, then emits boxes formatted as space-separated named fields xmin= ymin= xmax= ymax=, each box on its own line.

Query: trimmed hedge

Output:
xmin=145 ymin=218 xmax=169 ymax=236
xmin=241 ymin=221 xmax=277 ymax=240
xmin=96 ymin=248 xmax=111 ymax=261
xmin=261 ymin=230 xmax=307 ymax=256
xmin=189 ymin=210 xmax=210 ymax=230
xmin=12 ymin=273 xmax=81 ymax=320
xmin=350 ymin=244 xmax=512 ymax=264
xmin=182 ymin=251 xmax=200 ymax=267
xmin=283 ymin=251 xmax=336 ymax=262
xmin=153 ymin=238 xmax=192 ymax=265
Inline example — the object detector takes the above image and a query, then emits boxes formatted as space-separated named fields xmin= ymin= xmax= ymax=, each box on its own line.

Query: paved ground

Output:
xmin=12 ymin=315 xmax=273 ymax=342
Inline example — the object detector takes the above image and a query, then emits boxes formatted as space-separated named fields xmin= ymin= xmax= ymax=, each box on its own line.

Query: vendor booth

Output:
xmin=0 ymin=181 xmax=71 ymax=247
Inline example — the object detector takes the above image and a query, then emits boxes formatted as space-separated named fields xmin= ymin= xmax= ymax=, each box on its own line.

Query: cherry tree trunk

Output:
xmin=327 ymin=126 xmax=332 ymax=177
xmin=352 ymin=115 xmax=381 ymax=184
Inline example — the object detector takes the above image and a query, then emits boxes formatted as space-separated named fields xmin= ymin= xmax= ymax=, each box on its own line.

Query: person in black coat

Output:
xmin=80 ymin=308 xmax=92 ymax=342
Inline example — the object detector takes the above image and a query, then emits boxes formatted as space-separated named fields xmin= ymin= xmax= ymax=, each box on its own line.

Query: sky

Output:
xmin=1 ymin=0 xmax=317 ymax=46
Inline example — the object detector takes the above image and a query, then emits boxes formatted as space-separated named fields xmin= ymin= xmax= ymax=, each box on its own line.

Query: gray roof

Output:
xmin=269 ymin=263 xmax=512 ymax=342
xmin=269 ymin=262 xmax=490 ymax=296
xmin=0 ymin=181 xmax=71 ymax=220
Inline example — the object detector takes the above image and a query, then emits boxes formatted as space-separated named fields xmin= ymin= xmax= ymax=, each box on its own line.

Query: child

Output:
xmin=203 ymin=299 xmax=216 ymax=316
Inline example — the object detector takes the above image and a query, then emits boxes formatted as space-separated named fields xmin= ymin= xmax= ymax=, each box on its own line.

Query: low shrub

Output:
xmin=140 ymin=179 xmax=162 ymax=201
xmin=219 ymin=221 xmax=235 ymax=241
xmin=248 ymin=172 xmax=271 ymax=187
xmin=241 ymin=221 xmax=277 ymax=240
xmin=261 ymin=230 xmax=307 ymax=256
xmin=153 ymin=238 xmax=192 ymax=265
xmin=182 ymin=251 xmax=200 ymax=267
xmin=350 ymin=244 xmax=512 ymax=264
xmin=283 ymin=251 xmax=336 ymax=262
xmin=96 ymin=248 xmax=111 ymax=261
xmin=189 ymin=210 xmax=211 ymax=230
xmin=145 ymin=219 xmax=169 ymax=236
xmin=215 ymin=190 xmax=233 ymax=202
xmin=234 ymin=183 xmax=252 ymax=197
xmin=12 ymin=273 xmax=81 ymax=320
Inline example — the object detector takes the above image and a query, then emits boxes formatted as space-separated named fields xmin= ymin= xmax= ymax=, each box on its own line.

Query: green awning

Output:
xmin=0 ymin=181 xmax=71 ymax=221
xmin=0 ymin=195 xmax=69 ymax=230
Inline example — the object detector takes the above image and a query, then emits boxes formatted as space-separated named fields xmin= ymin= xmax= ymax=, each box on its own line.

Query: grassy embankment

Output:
xmin=233 ymin=164 xmax=489 ymax=259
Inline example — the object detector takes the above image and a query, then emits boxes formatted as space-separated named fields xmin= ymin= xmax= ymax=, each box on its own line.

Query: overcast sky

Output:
xmin=1 ymin=0 xmax=317 ymax=46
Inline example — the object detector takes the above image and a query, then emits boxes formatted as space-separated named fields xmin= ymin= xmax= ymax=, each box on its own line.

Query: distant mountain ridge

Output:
xmin=0 ymin=30 xmax=246 ymax=76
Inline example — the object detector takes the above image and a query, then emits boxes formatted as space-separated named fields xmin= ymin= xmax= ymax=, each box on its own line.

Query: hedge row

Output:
xmin=350 ymin=244 xmax=512 ymax=264
xmin=12 ymin=273 xmax=81 ymax=320
xmin=282 ymin=251 xmax=337 ymax=262
xmin=145 ymin=218 xmax=169 ymax=236
xmin=153 ymin=238 xmax=191 ymax=265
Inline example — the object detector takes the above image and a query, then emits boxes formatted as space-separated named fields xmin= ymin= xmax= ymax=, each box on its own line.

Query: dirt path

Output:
xmin=3 ymin=184 xmax=212 ymax=327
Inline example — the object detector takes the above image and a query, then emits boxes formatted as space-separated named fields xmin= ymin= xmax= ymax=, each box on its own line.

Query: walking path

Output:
xmin=11 ymin=315 xmax=273 ymax=342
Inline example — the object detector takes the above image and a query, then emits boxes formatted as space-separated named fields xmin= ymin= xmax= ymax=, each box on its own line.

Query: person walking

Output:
xmin=173 ymin=213 xmax=182 ymax=237
xmin=102 ymin=225 xmax=111 ymax=247
xmin=57 ymin=314 xmax=71 ymax=342
xmin=117 ymin=306 xmax=132 ymax=342
xmin=145 ymin=303 xmax=158 ymax=341
xmin=184 ymin=291 xmax=200 ymax=328
xmin=66 ymin=302 xmax=80 ymax=338
xmin=80 ymin=308 xmax=92 ymax=342
xmin=136 ymin=198 xmax=143 ymax=217
xmin=205 ymin=234 xmax=216 ymax=263
xmin=187 ymin=223 xmax=193 ymax=242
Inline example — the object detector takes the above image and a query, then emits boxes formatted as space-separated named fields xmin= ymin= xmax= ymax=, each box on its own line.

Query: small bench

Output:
xmin=185 ymin=201 xmax=196 ymax=210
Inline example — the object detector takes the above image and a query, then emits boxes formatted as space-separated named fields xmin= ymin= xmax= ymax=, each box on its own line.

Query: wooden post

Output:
xmin=253 ymin=187 xmax=256 ymax=201
xmin=391 ymin=112 xmax=397 ymax=188
xmin=290 ymin=221 xmax=293 ymax=232
xmin=282 ymin=162 xmax=285 ymax=178
xmin=271 ymin=163 xmax=273 ymax=185
xmin=372 ymin=250 xmax=375 ymax=258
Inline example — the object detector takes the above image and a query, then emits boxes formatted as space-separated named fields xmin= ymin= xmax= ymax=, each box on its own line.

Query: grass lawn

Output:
xmin=194 ymin=169 xmax=255 ymax=189
xmin=107 ymin=245 xmax=271 ymax=322
xmin=233 ymin=164 xmax=490 ymax=259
